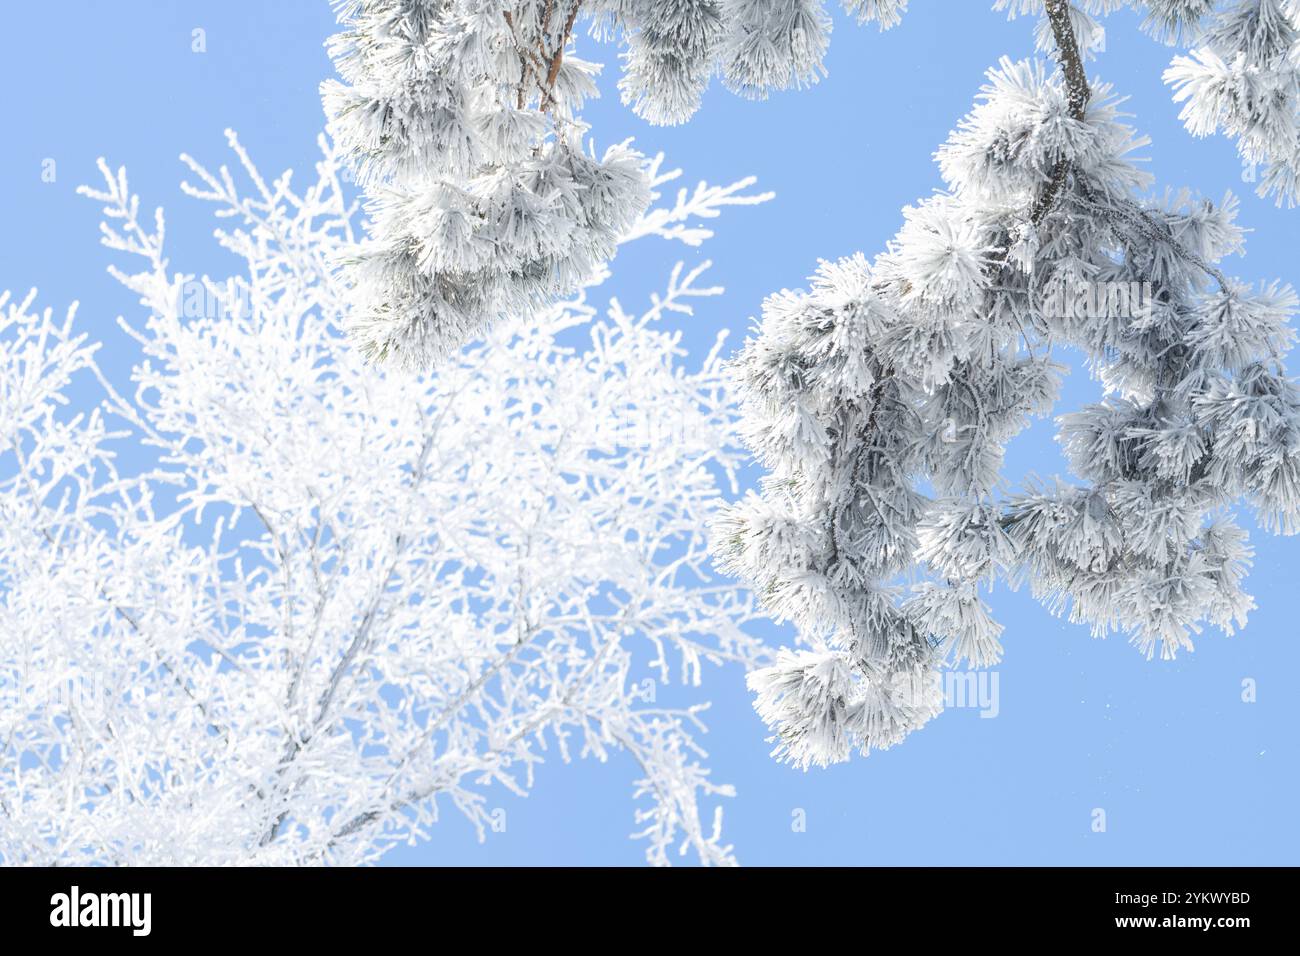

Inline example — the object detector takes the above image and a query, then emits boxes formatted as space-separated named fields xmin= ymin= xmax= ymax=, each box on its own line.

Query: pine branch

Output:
xmin=1030 ymin=0 xmax=1227 ymax=289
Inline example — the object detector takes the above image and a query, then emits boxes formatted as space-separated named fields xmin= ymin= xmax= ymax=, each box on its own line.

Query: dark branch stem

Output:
xmin=1045 ymin=0 xmax=1091 ymax=123
xmin=1031 ymin=0 xmax=1091 ymax=227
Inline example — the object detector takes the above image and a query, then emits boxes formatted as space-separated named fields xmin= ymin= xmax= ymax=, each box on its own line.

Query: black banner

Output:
xmin=0 ymin=866 xmax=1283 ymax=941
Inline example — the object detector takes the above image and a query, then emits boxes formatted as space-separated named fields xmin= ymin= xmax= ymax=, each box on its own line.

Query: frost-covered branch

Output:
xmin=0 ymin=135 xmax=771 ymax=865
xmin=320 ymin=1 xmax=1300 ymax=373
xmin=714 ymin=2 xmax=1300 ymax=768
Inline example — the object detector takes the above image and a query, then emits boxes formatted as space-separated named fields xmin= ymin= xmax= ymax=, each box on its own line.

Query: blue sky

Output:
xmin=3 ymin=1 xmax=1297 ymax=865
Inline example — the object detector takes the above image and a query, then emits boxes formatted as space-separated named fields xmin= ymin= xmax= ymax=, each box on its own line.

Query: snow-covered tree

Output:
xmin=716 ymin=0 xmax=1300 ymax=767
xmin=321 ymin=0 xmax=899 ymax=365
xmin=0 ymin=133 xmax=771 ymax=865
xmin=323 ymin=0 xmax=1300 ymax=359
xmin=321 ymin=0 xmax=1300 ymax=769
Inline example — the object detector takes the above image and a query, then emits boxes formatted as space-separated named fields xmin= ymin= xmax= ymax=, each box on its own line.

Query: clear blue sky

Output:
xmin=3 ymin=1 xmax=1296 ymax=865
